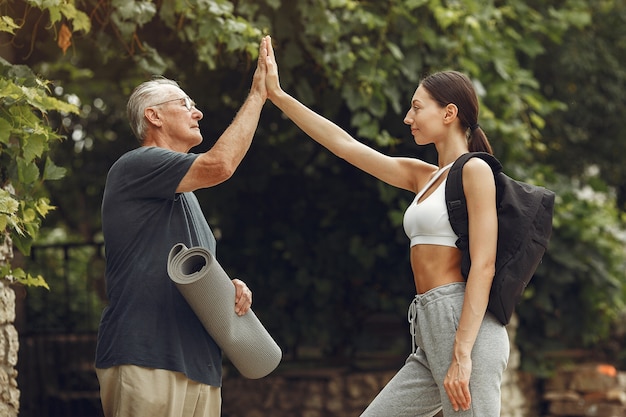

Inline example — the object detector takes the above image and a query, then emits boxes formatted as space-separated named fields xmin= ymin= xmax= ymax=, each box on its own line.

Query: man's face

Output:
xmin=148 ymin=86 xmax=204 ymax=150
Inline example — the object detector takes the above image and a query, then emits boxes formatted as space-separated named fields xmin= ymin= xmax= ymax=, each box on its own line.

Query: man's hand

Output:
xmin=232 ymin=278 xmax=252 ymax=316
xmin=250 ymin=36 xmax=270 ymax=102
xmin=264 ymin=36 xmax=282 ymax=101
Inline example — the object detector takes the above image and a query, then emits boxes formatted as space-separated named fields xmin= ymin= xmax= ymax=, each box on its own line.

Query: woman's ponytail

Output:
xmin=468 ymin=124 xmax=493 ymax=154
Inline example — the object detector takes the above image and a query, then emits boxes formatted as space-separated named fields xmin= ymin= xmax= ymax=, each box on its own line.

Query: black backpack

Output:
xmin=445 ymin=152 xmax=555 ymax=325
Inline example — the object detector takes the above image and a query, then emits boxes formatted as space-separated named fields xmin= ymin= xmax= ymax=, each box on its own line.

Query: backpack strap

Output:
xmin=445 ymin=152 xmax=502 ymax=277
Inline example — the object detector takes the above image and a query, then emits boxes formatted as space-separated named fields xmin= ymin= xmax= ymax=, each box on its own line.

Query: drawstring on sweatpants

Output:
xmin=407 ymin=296 xmax=419 ymax=354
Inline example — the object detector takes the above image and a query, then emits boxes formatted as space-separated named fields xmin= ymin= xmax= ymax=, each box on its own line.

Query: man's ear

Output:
xmin=144 ymin=108 xmax=162 ymax=127
xmin=443 ymin=103 xmax=458 ymax=125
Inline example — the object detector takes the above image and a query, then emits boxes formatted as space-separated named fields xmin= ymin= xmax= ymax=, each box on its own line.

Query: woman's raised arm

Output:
xmin=263 ymin=36 xmax=433 ymax=193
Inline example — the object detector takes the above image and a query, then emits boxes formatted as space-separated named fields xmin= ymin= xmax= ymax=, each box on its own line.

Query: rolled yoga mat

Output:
xmin=167 ymin=243 xmax=282 ymax=379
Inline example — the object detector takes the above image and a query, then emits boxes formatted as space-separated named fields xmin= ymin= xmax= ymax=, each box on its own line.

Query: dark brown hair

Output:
xmin=420 ymin=71 xmax=493 ymax=154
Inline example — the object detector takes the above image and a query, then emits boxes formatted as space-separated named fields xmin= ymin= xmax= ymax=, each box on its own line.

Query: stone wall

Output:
xmin=0 ymin=234 xmax=19 ymax=416
xmin=543 ymin=363 xmax=626 ymax=417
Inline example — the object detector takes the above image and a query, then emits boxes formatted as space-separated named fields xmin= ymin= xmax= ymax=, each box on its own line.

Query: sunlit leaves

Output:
xmin=27 ymin=0 xmax=91 ymax=32
xmin=164 ymin=0 xmax=263 ymax=69
xmin=0 ymin=118 xmax=10 ymax=144
xmin=0 ymin=186 xmax=54 ymax=258
xmin=432 ymin=2 xmax=465 ymax=29
xmin=1 ymin=52 xmax=69 ymax=286
xmin=0 ymin=189 xmax=19 ymax=232
xmin=34 ymin=197 xmax=54 ymax=217
xmin=0 ymin=264 xmax=49 ymax=290
xmin=0 ymin=16 xmax=20 ymax=34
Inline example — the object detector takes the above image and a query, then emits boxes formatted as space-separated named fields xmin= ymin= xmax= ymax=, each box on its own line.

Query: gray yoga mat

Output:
xmin=167 ymin=243 xmax=281 ymax=379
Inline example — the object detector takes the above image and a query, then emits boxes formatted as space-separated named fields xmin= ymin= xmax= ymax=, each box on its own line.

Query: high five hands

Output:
xmin=260 ymin=35 xmax=282 ymax=102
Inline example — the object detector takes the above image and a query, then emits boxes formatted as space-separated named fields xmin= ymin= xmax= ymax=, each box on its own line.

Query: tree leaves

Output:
xmin=37 ymin=0 xmax=91 ymax=32
xmin=3 ymin=0 xmax=625 ymax=370
xmin=110 ymin=0 xmax=157 ymax=38
xmin=0 ymin=16 xmax=20 ymax=35
xmin=42 ymin=157 xmax=66 ymax=181
xmin=0 ymin=263 xmax=49 ymax=289
xmin=0 ymin=51 xmax=71 ymax=286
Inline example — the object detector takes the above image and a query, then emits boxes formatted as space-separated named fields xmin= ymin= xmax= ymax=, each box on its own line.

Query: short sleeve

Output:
xmin=107 ymin=147 xmax=198 ymax=201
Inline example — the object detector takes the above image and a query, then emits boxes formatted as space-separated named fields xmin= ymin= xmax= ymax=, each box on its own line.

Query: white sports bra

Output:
xmin=403 ymin=163 xmax=458 ymax=248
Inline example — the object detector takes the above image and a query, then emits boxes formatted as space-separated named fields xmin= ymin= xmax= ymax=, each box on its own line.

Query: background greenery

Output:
xmin=2 ymin=0 xmax=625 ymax=374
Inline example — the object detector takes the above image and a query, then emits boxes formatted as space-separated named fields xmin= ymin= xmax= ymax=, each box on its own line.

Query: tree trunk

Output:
xmin=0 ymin=232 xmax=20 ymax=416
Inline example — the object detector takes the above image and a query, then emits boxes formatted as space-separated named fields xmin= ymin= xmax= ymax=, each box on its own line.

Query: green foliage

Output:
xmin=516 ymin=169 xmax=626 ymax=374
xmin=270 ymin=0 xmax=588 ymax=162
xmin=3 ymin=0 xmax=91 ymax=33
xmin=84 ymin=0 xmax=264 ymax=73
xmin=0 ymin=55 xmax=77 ymax=286
xmin=533 ymin=0 xmax=626 ymax=210
xmin=519 ymin=0 xmax=626 ymax=371
xmin=0 ymin=262 xmax=49 ymax=289
xmin=4 ymin=0 xmax=626 ymax=374
xmin=0 ymin=15 xmax=20 ymax=34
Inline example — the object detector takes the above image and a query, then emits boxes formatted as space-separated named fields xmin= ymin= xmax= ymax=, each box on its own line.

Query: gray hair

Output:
xmin=127 ymin=78 xmax=181 ymax=143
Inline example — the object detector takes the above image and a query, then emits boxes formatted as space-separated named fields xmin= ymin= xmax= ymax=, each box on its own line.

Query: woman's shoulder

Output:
xmin=460 ymin=156 xmax=496 ymax=199
xmin=460 ymin=156 xmax=493 ymax=180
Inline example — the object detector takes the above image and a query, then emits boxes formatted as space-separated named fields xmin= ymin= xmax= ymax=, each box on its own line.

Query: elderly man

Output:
xmin=95 ymin=36 xmax=271 ymax=417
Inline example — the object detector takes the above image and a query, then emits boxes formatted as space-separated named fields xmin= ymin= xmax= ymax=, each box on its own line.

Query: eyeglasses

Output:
xmin=150 ymin=96 xmax=196 ymax=112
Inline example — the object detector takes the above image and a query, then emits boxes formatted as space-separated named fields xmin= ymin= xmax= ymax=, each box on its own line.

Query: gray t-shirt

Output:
xmin=96 ymin=146 xmax=222 ymax=386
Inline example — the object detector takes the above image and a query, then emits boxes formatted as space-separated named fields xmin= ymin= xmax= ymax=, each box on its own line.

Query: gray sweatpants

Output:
xmin=360 ymin=282 xmax=509 ymax=417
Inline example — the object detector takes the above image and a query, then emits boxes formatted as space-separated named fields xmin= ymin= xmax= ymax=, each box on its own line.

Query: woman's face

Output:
xmin=403 ymin=85 xmax=446 ymax=145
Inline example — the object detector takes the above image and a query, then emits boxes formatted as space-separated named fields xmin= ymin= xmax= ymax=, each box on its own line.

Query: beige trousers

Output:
xmin=96 ymin=365 xmax=221 ymax=417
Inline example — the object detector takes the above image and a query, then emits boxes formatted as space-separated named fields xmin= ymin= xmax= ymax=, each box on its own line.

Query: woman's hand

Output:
xmin=232 ymin=278 xmax=252 ymax=316
xmin=264 ymin=36 xmax=282 ymax=101
xmin=443 ymin=355 xmax=472 ymax=411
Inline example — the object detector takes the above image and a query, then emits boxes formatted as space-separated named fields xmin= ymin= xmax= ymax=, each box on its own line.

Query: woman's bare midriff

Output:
xmin=410 ymin=245 xmax=465 ymax=294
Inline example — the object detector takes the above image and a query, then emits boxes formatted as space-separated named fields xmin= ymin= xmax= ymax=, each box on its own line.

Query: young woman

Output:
xmin=262 ymin=36 xmax=509 ymax=416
